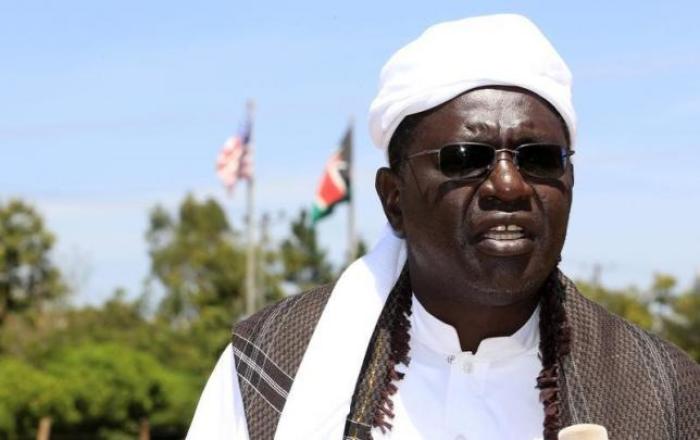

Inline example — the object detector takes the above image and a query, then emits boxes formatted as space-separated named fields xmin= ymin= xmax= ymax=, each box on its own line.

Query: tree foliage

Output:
xmin=280 ymin=209 xmax=334 ymax=293
xmin=0 ymin=199 xmax=66 ymax=326
xmin=0 ymin=357 xmax=71 ymax=439
xmin=0 ymin=342 xmax=197 ymax=440
xmin=146 ymin=194 xmax=246 ymax=325
xmin=0 ymin=196 xmax=250 ymax=439
xmin=45 ymin=343 xmax=195 ymax=439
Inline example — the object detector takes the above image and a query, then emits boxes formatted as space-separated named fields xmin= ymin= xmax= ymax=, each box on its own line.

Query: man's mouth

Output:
xmin=482 ymin=224 xmax=526 ymax=240
xmin=476 ymin=223 xmax=534 ymax=257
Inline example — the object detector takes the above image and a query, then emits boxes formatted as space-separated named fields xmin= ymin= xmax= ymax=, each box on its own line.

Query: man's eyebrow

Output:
xmin=514 ymin=126 xmax=556 ymax=139
xmin=462 ymin=120 xmax=562 ymax=144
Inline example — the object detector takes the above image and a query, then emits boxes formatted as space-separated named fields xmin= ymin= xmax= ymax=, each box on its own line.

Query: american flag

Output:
xmin=216 ymin=118 xmax=253 ymax=194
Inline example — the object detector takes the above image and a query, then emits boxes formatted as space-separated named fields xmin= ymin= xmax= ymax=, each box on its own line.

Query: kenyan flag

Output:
xmin=311 ymin=126 xmax=352 ymax=224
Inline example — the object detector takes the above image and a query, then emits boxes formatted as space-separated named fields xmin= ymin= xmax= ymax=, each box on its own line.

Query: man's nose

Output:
xmin=479 ymin=151 xmax=533 ymax=205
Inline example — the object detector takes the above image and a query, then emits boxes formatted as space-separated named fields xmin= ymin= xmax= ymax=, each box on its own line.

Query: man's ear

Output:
xmin=375 ymin=167 xmax=405 ymax=238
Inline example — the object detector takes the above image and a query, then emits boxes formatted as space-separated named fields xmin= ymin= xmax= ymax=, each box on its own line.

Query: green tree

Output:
xmin=0 ymin=199 xmax=66 ymax=326
xmin=0 ymin=289 xmax=207 ymax=439
xmin=144 ymin=195 xmax=279 ymax=391
xmin=0 ymin=357 xmax=73 ymax=439
xmin=651 ymin=273 xmax=677 ymax=304
xmin=42 ymin=343 xmax=196 ymax=439
xmin=4 ymin=289 xmax=152 ymax=363
xmin=280 ymin=209 xmax=334 ymax=293
xmin=146 ymin=195 xmax=246 ymax=326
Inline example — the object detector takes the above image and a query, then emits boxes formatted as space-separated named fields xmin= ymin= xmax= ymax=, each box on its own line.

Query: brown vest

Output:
xmin=231 ymin=276 xmax=700 ymax=440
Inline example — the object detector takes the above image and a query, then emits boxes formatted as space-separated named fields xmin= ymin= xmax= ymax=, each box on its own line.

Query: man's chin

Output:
xmin=472 ymin=252 xmax=532 ymax=277
xmin=463 ymin=261 xmax=553 ymax=305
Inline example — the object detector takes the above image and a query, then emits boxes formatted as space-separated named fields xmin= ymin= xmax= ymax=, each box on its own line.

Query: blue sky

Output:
xmin=1 ymin=1 xmax=699 ymax=304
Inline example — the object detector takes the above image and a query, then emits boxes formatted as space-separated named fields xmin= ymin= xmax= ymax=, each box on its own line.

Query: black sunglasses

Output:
xmin=406 ymin=142 xmax=574 ymax=180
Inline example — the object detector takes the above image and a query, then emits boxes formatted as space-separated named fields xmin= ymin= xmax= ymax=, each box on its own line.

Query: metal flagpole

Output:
xmin=245 ymin=100 xmax=257 ymax=316
xmin=257 ymin=212 xmax=270 ymax=310
xmin=347 ymin=117 xmax=357 ymax=263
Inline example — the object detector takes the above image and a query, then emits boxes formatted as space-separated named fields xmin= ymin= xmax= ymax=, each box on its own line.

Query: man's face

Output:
xmin=377 ymin=87 xmax=573 ymax=306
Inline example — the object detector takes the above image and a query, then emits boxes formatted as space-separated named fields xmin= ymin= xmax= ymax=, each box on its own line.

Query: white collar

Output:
xmin=411 ymin=294 xmax=540 ymax=363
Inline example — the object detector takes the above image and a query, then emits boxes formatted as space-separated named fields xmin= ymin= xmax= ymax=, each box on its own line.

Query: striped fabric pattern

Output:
xmin=232 ymin=334 xmax=293 ymax=413
xmin=231 ymin=284 xmax=333 ymax=440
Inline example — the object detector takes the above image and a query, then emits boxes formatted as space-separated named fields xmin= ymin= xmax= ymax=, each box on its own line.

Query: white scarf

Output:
xmin=275 ymin=225 xmax=406 ymax=439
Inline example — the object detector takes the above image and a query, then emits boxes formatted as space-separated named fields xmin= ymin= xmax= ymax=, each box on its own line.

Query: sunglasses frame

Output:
xmin=406 ymin=142 xmax=575 ymax=180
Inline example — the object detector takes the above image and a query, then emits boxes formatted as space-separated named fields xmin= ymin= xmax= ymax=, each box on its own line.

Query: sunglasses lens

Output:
xmin=517 ymin=144 xmax=567 ymax=178
xmin=439 ymin=144 xmax=494 ymax=179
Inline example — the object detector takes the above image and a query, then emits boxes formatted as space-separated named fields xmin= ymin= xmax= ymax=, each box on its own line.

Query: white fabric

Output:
xmin=372 ymin=296 xmax=543 ymax=439
xmin=187 ymin=226 xmax=545 ymax=439
xmin=275 ymin=224 xmax=407 ymax=438
xmin=369 ymin=14 xmax=576 ymax=151
xmin=186 ymin=344 xmax=249 ymax=440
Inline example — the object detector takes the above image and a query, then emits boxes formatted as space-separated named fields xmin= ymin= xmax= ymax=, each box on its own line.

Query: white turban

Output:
xmin=369 ymin=14 xmax=576 ymax=151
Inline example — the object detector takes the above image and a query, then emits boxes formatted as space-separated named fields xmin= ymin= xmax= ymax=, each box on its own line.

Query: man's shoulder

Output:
xmin=567 ymin=283 xmax=669 ymax=350
xmin=232 ymin=283 xmax=334 ymax=346
xmin=565 ymin=278 xmax=699 ymax=375
xmin=564 ymin=279 xmax=700 ymax=436
xmin=228 ymin=284 xmax=336 ymax=437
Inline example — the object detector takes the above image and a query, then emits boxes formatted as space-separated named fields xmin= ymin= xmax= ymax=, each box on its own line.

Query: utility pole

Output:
xmin=245 ymin=100 xmax=257 ymax=316
xmin=592 ymin=263 xmax=602 ymax=288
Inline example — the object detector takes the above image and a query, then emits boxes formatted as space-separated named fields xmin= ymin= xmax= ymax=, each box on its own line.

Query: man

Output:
xmin=187 ymin=14 xmax=700 ymax=440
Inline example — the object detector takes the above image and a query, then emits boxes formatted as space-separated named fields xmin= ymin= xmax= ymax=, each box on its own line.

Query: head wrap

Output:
xmin=369 ymin=14 xmax=576 ymax=151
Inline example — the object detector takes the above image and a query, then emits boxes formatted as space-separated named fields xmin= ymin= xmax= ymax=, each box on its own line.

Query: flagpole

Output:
xmin=245 ymin=100 xmax=257 ymax=316
xmin=347 ymin=116 xmax=357 ymax=263
xmin=257 ymin=212 xmax=270 ymax=310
